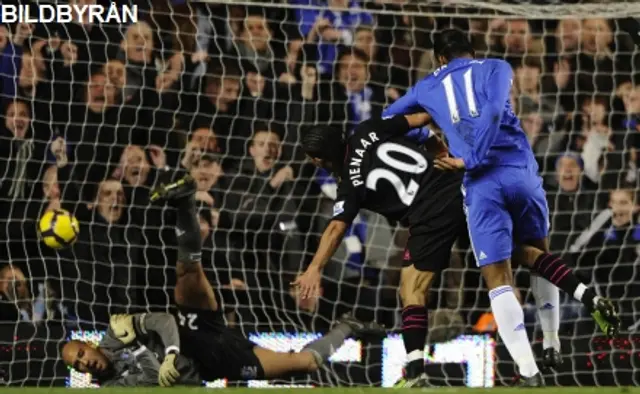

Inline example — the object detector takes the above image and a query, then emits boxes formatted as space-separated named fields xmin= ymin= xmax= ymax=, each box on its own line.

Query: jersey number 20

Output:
xmin=366 ymin=142 xmax=428 ymax=206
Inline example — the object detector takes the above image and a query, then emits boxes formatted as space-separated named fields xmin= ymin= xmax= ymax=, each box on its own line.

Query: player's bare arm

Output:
xmin=404 ymin=112 xmax=431 ymax=128
xmin=293 ymin=220 xmax=348 ymax=300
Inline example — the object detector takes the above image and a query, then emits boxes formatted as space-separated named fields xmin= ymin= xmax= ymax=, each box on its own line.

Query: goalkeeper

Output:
xmin=62 ymin=174 xmax=384 ymax=386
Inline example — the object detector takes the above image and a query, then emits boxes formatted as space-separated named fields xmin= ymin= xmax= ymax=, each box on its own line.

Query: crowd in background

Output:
xmin=0 ymin=0 xmax=638 ymax=344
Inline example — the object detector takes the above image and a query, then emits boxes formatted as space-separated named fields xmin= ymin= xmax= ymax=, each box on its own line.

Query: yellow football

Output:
xmin=38 ymin=209 xmax=80 ymax=249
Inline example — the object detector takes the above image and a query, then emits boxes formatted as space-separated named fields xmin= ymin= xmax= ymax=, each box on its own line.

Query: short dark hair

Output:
xmin=302 ymin=125 xmax=346 ymax=166
xmin=355 ymin=25 xmax=374 ymax=35
xmin=205 ymin=61 xmax=241 ymax=88
xmin=336 ymin=46 xmax=370 ymax=65
xmin=433 ymin=28 xmax=475 ymax=61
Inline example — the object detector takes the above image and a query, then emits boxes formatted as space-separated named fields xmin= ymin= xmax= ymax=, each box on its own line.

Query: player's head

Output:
xmin=302 ymin=125 xmax=346 ymax=177
xmin=433 ymin=28 xmax=475 ymax=65
xmin=62 ymin=340 xmax=112 ymax=377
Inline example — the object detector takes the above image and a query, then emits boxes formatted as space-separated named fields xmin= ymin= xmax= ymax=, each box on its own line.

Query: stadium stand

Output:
xmin=0 ymin=0 xmax=639 ymax=388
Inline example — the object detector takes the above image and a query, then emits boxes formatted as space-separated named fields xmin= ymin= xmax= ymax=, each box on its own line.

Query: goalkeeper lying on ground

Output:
xmin=62 ymin=173 xmax=384 ymax=386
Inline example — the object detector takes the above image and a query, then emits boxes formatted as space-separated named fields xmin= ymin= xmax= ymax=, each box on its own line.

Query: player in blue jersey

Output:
xmin=382 ymin=29 xmax=620 ymax=386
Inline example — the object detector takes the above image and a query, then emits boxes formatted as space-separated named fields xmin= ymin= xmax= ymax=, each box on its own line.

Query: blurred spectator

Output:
xmin=226 ymin=126 xmax=304 ymax=278
xmin=571 ymin=188 xmax=640 ymax=328
xmin=547 ymin=153 xmax=595 ymax=254
xmin=578 ymin=96 xmax=622 ymax=190
xmin=57 ymin=169 xmax=140 ymax=326
xmin=488 ymin=18 xmax=542 ymax=63
xmin=0 ymin=265 xmax=65 ymax=323
xmin=573 ymin=18 xmax=635 ymax=97
xmin=58 ymin=0 xmax=123 ymax=73
xmin=0 ymin=265 xmax=30 ymax=322
xmin=352 ymin=24 xmax=405 ymax=99
xmin=227 ymin=8 xmax=287 ymax=81
xmin=190 ymin=62 xmax=242 ymax=156
xmin=320 ymin=47 xmax=386 ymax=134
xmin=0 ymin=99 xmax=49 ymax=203
xmin=294 ymin=0 xmax=373 ymax=75
xmin=64 ymin=71 xmax=127 ymax=191
xmin=514 ymin=56 xmax=556 ymax=122
xmin=554 ymin=18 xmax=582 ymax=56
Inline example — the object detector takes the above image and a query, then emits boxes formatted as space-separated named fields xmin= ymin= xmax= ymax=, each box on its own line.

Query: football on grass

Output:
xmin=39 ymin=209 xmax=80 ymax=249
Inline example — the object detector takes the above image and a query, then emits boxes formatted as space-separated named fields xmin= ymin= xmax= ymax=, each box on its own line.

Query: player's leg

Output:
xmin=253 ymin=314 xmax=385 ymax=378
xmin=516 ymin=243 xmax=620 ymax=337
xmin=512 ymin=237 xmax=561 ymax=368
xmin=464 ymin=181 xmax=542 ymax=384
xmin=397 ymin=266 xmax=435 ymax=386
xmin=511 ymin=172 xmax=620 ymax=338
xmin=395 ymin=208 xmax=461 ymax=388
xmin=150 ymin=174 xmax=218 ymax=311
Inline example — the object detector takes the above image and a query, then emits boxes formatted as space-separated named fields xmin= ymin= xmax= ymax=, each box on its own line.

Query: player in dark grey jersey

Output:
xmin=293 ymin=113 xmax=466 ymax=387
xmin=62 ymin=172 xmax=384 ymax=387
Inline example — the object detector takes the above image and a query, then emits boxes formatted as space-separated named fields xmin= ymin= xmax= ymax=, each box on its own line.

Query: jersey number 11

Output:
xmin=366 ymin=142 xmax=428 ymax=206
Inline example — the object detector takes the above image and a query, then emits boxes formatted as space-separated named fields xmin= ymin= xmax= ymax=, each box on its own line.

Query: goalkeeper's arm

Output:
xmin=112 ymin=313 xmax=181 ymax=355
xmin=135 ymin=313 xmax=181 ymax=355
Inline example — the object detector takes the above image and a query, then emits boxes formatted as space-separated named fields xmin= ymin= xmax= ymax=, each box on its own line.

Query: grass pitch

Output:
xmin=2 ymin=387 xmax=638 ymax=394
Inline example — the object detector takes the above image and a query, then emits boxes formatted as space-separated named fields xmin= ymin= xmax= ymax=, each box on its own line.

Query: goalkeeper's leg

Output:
xmin=150 ymin=174 xmax=218 ymax=311
xmin=254 ymin=314 xmax=385 ymax=378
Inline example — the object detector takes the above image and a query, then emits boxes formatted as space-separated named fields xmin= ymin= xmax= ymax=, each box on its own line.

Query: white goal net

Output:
xmin=0 ymin=0 xmax=639 ymax=388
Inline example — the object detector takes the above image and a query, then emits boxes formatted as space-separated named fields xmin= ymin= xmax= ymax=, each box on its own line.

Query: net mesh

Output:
xmin=0 ymin=0 xmax=639 ymax=387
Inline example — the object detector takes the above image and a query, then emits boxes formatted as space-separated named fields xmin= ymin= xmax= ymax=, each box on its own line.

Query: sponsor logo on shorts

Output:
xmin=333 ymin=201 xmax=345 ymax=216
xmin=478 ymin=251 xmax=487 ymax=260
xmin=403 ymin=249 xmax=411 ymax=261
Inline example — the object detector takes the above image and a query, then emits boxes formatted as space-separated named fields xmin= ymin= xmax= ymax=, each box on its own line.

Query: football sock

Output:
xmin=530 ymin=275 xmax=560 ymax=351
xmin=401 ymin=305 xmax=427 ymax=379
xmin=175 ymin=195 xmax=201 ymax=264
xmin=489 ymin=286 xmax=539 ymax=378
xmin=302 ymin=322 xmax=352 ymax=366
xmin=532 ymin=253 xmax=598 ymax=311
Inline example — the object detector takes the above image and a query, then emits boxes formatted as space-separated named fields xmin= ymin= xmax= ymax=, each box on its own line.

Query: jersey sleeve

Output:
xmin=99 ymin=328 xmax=126 ymax=351
xmin=135 ymin=313 xmax=181 ymax=354
xmin=353 ymin=115 xmax=414 ymax=142
xmin=102 ymin=369 xmax=158 ymax=387
xmin=331 ymin=180 xmax=363 ymax=224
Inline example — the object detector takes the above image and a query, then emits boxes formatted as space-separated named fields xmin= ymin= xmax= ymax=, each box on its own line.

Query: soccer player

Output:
xmin=381 ymin=29 xmax=620 ymax=385
xmin=294 ymin=113 xmax=466 ymax=387
xmin=62 ymin=174 xmax=384 ymax=386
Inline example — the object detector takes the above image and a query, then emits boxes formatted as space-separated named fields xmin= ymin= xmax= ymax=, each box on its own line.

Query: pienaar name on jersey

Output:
xmin=348 ymin=131 xmax=380 ymax=187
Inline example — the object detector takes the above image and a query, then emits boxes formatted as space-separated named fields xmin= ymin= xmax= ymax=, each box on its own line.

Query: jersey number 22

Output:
xmin=366 ymin=142 xmax=428 ymax=206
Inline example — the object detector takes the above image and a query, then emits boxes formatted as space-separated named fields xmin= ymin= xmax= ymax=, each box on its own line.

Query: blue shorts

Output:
xmin=462 ymin=165 xmax=549 ymax=267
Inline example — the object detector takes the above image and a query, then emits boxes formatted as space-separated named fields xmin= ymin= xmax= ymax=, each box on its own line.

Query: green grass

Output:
xmin=1 ymin=388 xmax=639 ymax=394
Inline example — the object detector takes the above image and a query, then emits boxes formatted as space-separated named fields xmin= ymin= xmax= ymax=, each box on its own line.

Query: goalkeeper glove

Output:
xmin=158 ymin=352 xmax=180 ymax=387
xmin=109 ymin=314 xmax=137 ymax=345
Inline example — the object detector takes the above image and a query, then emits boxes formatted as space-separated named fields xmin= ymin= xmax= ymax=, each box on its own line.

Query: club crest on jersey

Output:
xmin=333 ymin=201 xmax=345 ymax=216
